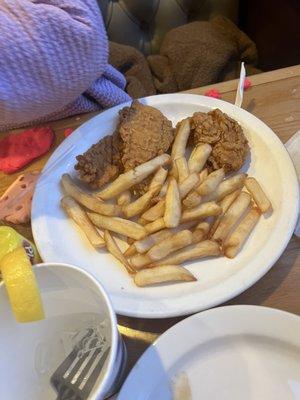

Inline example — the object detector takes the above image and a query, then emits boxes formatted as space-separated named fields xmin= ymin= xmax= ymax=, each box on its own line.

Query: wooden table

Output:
xmin=1 ymin=65 xmax=299 ymax=377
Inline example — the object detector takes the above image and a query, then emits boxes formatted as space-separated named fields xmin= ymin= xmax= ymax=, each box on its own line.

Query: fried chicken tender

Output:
xmin=191 ymin=109 xmax=249 ymax=173
xmin=119 ymin=100 xmax=174 ymax=193
xmin=75 ymin=101 xmax=174 ymax=190
xmin=119 ymin=101 xmax=174 ymax=171
xmin=75 ymin=132 xmax=121 ymax=188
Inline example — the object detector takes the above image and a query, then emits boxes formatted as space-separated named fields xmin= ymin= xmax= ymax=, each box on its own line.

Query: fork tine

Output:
xmin=79 ymin=346 xmax=110 ymax=395
xmin=71 ymin=347 xmax=101 ymax=385
xmin=64 ymin=350 xmax=91 ymax=384
xmin=60 ymin=329 xmax=95 ymax=380
xmin=51 ymin=329 xmax=109 ymax=400
xmin=51 ymin=330 xmax=93 ymax=389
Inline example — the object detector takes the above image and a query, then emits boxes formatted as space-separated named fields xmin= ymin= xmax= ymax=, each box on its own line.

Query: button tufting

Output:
xmin=98 ymin=0 xmax=238 ymax=55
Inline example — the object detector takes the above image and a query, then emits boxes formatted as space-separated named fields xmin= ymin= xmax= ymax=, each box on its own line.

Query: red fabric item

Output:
xmin=64 ymin=127 xmax=74 ymax=138
xmin=243 ymin=78 xmax=252 ymax=90
xmin=0 ymin=126 xmax=54 ymax=174
xmin=204 ymin=89 xmax=221 ymax=99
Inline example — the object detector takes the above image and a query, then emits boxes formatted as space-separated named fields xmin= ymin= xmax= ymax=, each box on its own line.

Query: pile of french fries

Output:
xmin=60 ymin=119 xmax=272 ymax=287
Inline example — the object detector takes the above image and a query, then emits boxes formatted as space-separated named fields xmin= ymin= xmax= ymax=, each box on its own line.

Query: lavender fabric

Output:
xmin=0 ymin=0 xmax=131 ymax=131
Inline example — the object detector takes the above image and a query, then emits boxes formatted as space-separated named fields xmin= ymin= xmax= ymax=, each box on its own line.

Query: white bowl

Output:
xmin=0 ymin=263 xmax=126 ymax=400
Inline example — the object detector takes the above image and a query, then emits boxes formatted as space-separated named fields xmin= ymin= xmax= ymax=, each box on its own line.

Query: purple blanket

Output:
xmin=0 ymin=0 xmax=131 ymax=131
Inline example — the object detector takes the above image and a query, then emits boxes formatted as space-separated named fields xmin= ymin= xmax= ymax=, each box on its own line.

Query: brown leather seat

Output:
xmin=97 ymin=0 xmax=238 ymax=55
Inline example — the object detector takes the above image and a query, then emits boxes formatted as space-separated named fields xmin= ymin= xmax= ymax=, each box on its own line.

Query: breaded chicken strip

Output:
xmin=75 ymin=132 xmax=121 ymax=188
xmin=75 ymin=101 xmax=174 ymax=190
xmin=191 ymin=109 xmax=249 ymax=172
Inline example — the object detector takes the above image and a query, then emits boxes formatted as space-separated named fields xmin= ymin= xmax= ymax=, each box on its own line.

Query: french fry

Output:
xmin=147 ymin=230 xmax=193 ymax=261
xmin=153 ymin=240 xmax=220 ymax=266
xmin=117 ymin=190 xmax=131 ymax=207
xmin=181 ymin=201 xmax=221 ymax=223
xmin=212 ymin=192 xmax=251 ymax=243
xmin=175 ymin=157 xmax=189 ymax=183
xmin=96 ymin=154 xmax=170 ymax=200
xmin=134 ymin=265 xmax=196 ymax=287
xmin=138 ymin=217 xmax=148 ymax=225
xmin=134 ymin=222 xmax=197 ymax=254
xmin=149 ymin=167 xmax=168 ymax=192
xmin=123 ymin=167 xmax=168 ymax=219
xmin=130 ymin=253 xmax=151 ymax=269
xmin=123 ymin=244 xmax=137 ymax=257
xmin=104 ymin=230 xmax=135 ymax=274
xmin=195 ymin=220 xmax=212 ymax=234
xmin=122 ymin=190 xmax=155 ymax=219
xmin=219 ymin=189 xmax=242 ymax=212
xmin=87 ymin=212 xmax=147 ymax=240
xmin=182 ymin=173 xmax=208 ymax=218
xmin=61 ymin=174 xmax=121 ymax=216
xmin=164 ymin=178 xmax=181 ymax=228
xmin=141 ymin=174 xmax=199 ymax=222
xmin=210 ymin=189 xmax=241 ymax=236
xmin=179 ymin=173 xmax=200 ymax=198
xmin=145 ymin=218 xmax=166 ymax=234
xmin=171 ymin=119 xmax=191 ymax=178
xmin=198 ymin=168 xmax=208 ymax=184
xmin=182 ymin=191 xmax=202 ymax=209
xmin=196 ymin=168 xmax=225 ymax=196
xmin=61 ymin=196 xmax=105 ymax=248
xmin=134 ymin=229 xmax=174 ymax=253
xmin=192 ymin=229 xmax=206 ymax=244
xmin=192 ymin=221 xmax=211 ymax=243
xmin=188 ymin=144 xmax=212 ymax=174
xmin=158 ymin=178 xmax=170 ymax=198
xmin=223 ymin=208 xmax=260 ymax=258
xmin=213 ymin=173 xmax=246 ymax=201
xmin=141 ymin=199 xmax=165 ymax=222
xmin=245 ymin=177 xmax=272 ymax=213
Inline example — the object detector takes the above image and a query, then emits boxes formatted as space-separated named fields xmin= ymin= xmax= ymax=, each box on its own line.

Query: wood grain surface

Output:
xmin=1 ymin=66 xmax=299 ymax=377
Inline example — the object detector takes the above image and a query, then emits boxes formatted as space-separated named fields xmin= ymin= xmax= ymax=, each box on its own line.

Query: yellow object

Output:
xmin=0 ymin=247 xmax=44 ymax=322
xmin=0 ymin=227 xmax=43 ymax=323
xmin=0 ymin=226 xmax=40 ymax=265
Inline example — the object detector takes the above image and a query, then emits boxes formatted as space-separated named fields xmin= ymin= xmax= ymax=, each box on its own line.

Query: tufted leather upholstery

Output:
xmin=97 ymin=0 xmax=238 ymax=55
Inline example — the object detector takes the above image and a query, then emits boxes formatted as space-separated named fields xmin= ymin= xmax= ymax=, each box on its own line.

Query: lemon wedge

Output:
xmin=0 ymin=226 xmax=41 ymax=264
xmin=0 ymin=247 xmax=44 ymax=323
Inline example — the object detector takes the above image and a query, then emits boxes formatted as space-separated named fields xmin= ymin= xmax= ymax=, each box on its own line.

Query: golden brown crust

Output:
xmin=75 ymin=101 xmax=174 ymax=190
xmin=119 ymin=101 xmax=174 ymax=171
xmin=191 ymin=108 xmax=249 ymax=172
xmin=74 ymin=133 xmax=122 ymax=188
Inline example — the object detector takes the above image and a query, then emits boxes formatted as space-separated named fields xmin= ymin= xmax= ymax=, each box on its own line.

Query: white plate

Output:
xmin=118 ymin=306 xmax=300 ymax=400
xmin=32 ymin=94 xmax=299 ymax=318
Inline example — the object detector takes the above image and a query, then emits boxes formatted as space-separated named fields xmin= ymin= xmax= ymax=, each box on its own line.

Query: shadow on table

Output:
xmin=245 ymin=98 xmax=256 ymax=113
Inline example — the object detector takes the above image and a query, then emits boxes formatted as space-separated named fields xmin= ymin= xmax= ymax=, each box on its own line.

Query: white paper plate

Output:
xmin=118 ymin=306 xmax=300 ymax=400
xmin=32 ymin=94 xmax=299 ymax=318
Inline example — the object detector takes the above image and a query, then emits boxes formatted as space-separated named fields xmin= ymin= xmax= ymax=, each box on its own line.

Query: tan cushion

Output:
xmin=98 ymin=0 xmax=238 ymax=55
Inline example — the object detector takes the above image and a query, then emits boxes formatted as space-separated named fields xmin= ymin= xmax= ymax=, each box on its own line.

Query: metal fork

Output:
xmin=51 ymin=328 xmax=110 ymax=400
